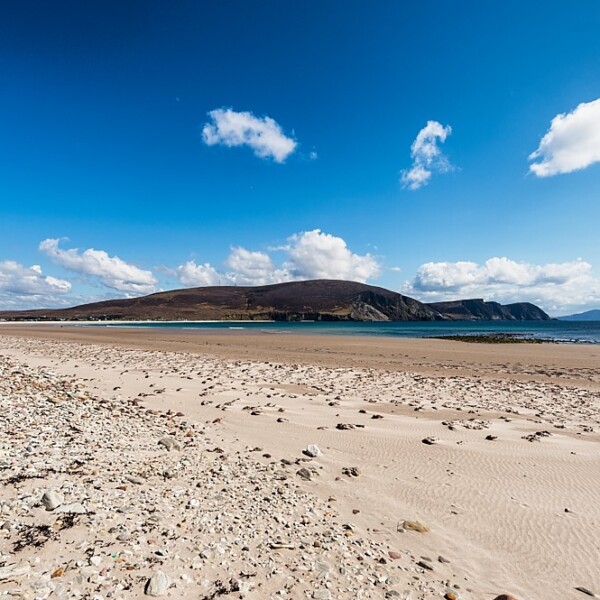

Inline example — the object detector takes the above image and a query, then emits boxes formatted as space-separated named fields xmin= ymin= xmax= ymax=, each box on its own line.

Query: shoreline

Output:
xmin=1 ymin=323 xmax=599 ymax=389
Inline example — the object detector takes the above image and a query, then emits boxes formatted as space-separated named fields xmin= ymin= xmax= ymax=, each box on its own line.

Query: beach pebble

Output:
xmin=493 ymin=596 xmax=519 ymax=600
xmin=0 ymin=564 xmax=31 ymax=581
xmin=421 ymin=437 xmax=437 ymax=445
xmin=56 ymin=502 xmax=86 ymax=514
xmin=403 ymin=520 xmax=430 ymax=533
xmin=312 ymin=591 xmax=331 ymax=600
xmin=145 ymin=570 xmax=171 ymax=596
xmin=41 ymin=490 xmax=63 ymax=511
xmin=336 ymin=423 xmax=356 ymax=430
xmin=158 ymin=436 xmax=181 ymax=451
xmin=296 ymin=468 xmax=312 ymax=480
xmin=575 ymin=588 xmax=596 ymax=597
xmin=126 ymin=475 xmax=145 ymax=485
xmin=342 ymin=466 xmax=361 ymax=477
xmin=303 ymin=444 xmax=322 ymax=458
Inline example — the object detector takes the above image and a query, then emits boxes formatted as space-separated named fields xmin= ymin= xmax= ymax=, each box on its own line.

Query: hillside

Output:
xmin=426 ymin=299 xmax=551 ymax=321
xmin=0 ymin=281 xmax=552 ymax=323
xmin=0 ymin=280 xmax=441 ymax=322
xmin=558 ymin=309 xmax=600 ymax=321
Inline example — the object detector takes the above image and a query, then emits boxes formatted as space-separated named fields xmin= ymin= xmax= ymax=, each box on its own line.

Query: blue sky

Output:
xmin=1 ymin=1 xmax=600 ymax=315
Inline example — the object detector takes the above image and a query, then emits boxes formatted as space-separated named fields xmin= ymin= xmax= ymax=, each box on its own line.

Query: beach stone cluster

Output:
xmin=0 ymin=354 xmax=455 ymax=599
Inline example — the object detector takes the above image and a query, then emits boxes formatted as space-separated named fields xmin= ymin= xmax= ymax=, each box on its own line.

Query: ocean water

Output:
xmin=99 ymin=320 xmax=600 ymax=344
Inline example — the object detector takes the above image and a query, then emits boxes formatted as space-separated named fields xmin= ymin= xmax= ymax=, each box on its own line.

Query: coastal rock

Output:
xmin=336 ymin=423 xmax=356 ymax=430
xmin=403 ymin=520 xmax=430 ymax=533
xmin=41 ymin=490 xmax=63 ymax=511
xmin=303 ymin=444 xmax=322 ymax=457
xmin=158 ymin=436 xmax=181 ymax=451
xmin=145 ymin=570 xmax=171 ymax=596
xmin=56 ymin=502 xmax=86 ymax=514
xmin=342 ymin=466 xmax=361 ymax=477
xmin=297 ymin=468 xmax=312 ymax=480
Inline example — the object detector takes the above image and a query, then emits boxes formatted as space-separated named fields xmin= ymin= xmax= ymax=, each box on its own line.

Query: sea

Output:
xmin=98 ymin=320 xmax=600 ymax=344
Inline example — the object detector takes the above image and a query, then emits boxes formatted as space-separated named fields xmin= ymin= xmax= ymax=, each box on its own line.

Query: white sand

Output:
xmin=0 ymin=331 xmax=599 ymax=600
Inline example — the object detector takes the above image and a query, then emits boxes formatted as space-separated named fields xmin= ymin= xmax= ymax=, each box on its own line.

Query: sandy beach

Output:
xmin=0 ymin=326 xmax=599 ymax=600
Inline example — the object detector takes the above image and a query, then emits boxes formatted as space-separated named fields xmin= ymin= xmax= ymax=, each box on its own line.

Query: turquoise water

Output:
xmin=98 ymin=320 xmax=600 ymax=344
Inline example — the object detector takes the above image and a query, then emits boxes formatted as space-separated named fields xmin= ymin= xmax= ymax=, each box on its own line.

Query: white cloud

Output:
xmin=225 ymin=247 xmax=289 ymax=286
xmin=529 ymin=98 xmax=600 ymax=177
xmin=284 ymin=230 xmax=380 ymax=282
xmin=404 ymin=256 xmax=600 ymax=314
xmin=175 ymin=261 xmax=221 ymax=287
xmin=0 ymin=260 xmax=71 ymax=296
xmin=0 ymin=260 xmax=71 ymax=310
xmin=39 ymin=239 xmax=157 ymax=295
xmin=203 ymin=108 xmax=297 ymax=163
xmin=401 ymin=120 xmax=453 ymax=190
xmin=175 ymin=229 xmax=380 ymax=288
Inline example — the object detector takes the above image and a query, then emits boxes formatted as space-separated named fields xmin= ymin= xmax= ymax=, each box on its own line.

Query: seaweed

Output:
xmin=13 ymin=524 xmax=56 ymax=552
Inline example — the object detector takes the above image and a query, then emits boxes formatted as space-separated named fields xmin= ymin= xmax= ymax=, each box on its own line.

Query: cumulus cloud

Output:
xmin=203 ymin=108 xmax=297 ymax=163
xmin=39 ymin=239 xmax=157 ymax=295
xmin=401 ymin=121 xmax=453 ymax=190
xmin=175 ymin=230 xmax=380 ymax=288
xmin=225 ymin=247 xmax=289 ymax=286
xmin=404 ymin=256 xmax=600 ymax=314
xmin=284 ymin=230 xmax=380 ymax=281
xmin=175 ymin=261 xmax=221 ymax=287
xmin=0 ymin=260 xmax=71 ymax=310
xmin=529 ymin=98 xmax=600 ymax=177
xmin=0 ymin=260 xmax=71 ymax=296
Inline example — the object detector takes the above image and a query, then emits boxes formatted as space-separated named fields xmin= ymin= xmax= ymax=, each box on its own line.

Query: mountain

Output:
xmin=426 ymin=299 xmax=551 ymax=321
xmin=0 ymin=280 xmax=440 ymax=322
xmin=0 ymin=281 xmax=552 ymax=323
xmin=557 ymin=309 xmax=600 ymax=321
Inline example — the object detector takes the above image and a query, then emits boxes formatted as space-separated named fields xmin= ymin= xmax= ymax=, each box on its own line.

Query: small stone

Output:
xmin=403 ymin=520 xmax=429 ymax=533
xmin=438 ymin=555 xmax=450 ymax=563
xmin=89 ymin=556 xmax=102 ymax=567
xmin=493 ymin=596 xmax=519 ymax=600
xmin=575 ymin=588 xmax=595 ymax=597
xmin=0 ymin=564 xmax=31 ymax=581
xmin=296 ymin=468 xmax=312 ymax=481
xmin=445 ymin=593 xmax=458 ymax=600
xmin=41 ymin=490 xmax=63 ymax=511
xmin=126 ymin=475 xmax=145 ymax=485
xmin=145 ymin=570 xmax=171 ymax=596
xmin=303 ymin=444 xmax=322 ymax=458
xmin=158 ymin=436 xmax=181 ymax=451
xmin=417 ymin=560 xmax=433 ymax=571
xmin=486 ymin=434 xmax=498 ymax=441
xmin=388 ymin=551 xmax=401 ymax=560
xmin=342 ymin=466 xmax=361 ymax=477
xmin=422 ymin=437 xmax=437 ymax=445
xmin=51 ymin=567 xmax=65 ymax=579
xmin=336 ymin=423 xmax=355 ymax=430
xmin=312 ymin=591 xmax=331 ymax=600
xmin=56 ymin=502 xmax=86 ymax=514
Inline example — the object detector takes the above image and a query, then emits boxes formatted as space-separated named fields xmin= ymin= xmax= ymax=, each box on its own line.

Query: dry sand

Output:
xmin=0 ymin=325 xmax=599 ymax=600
